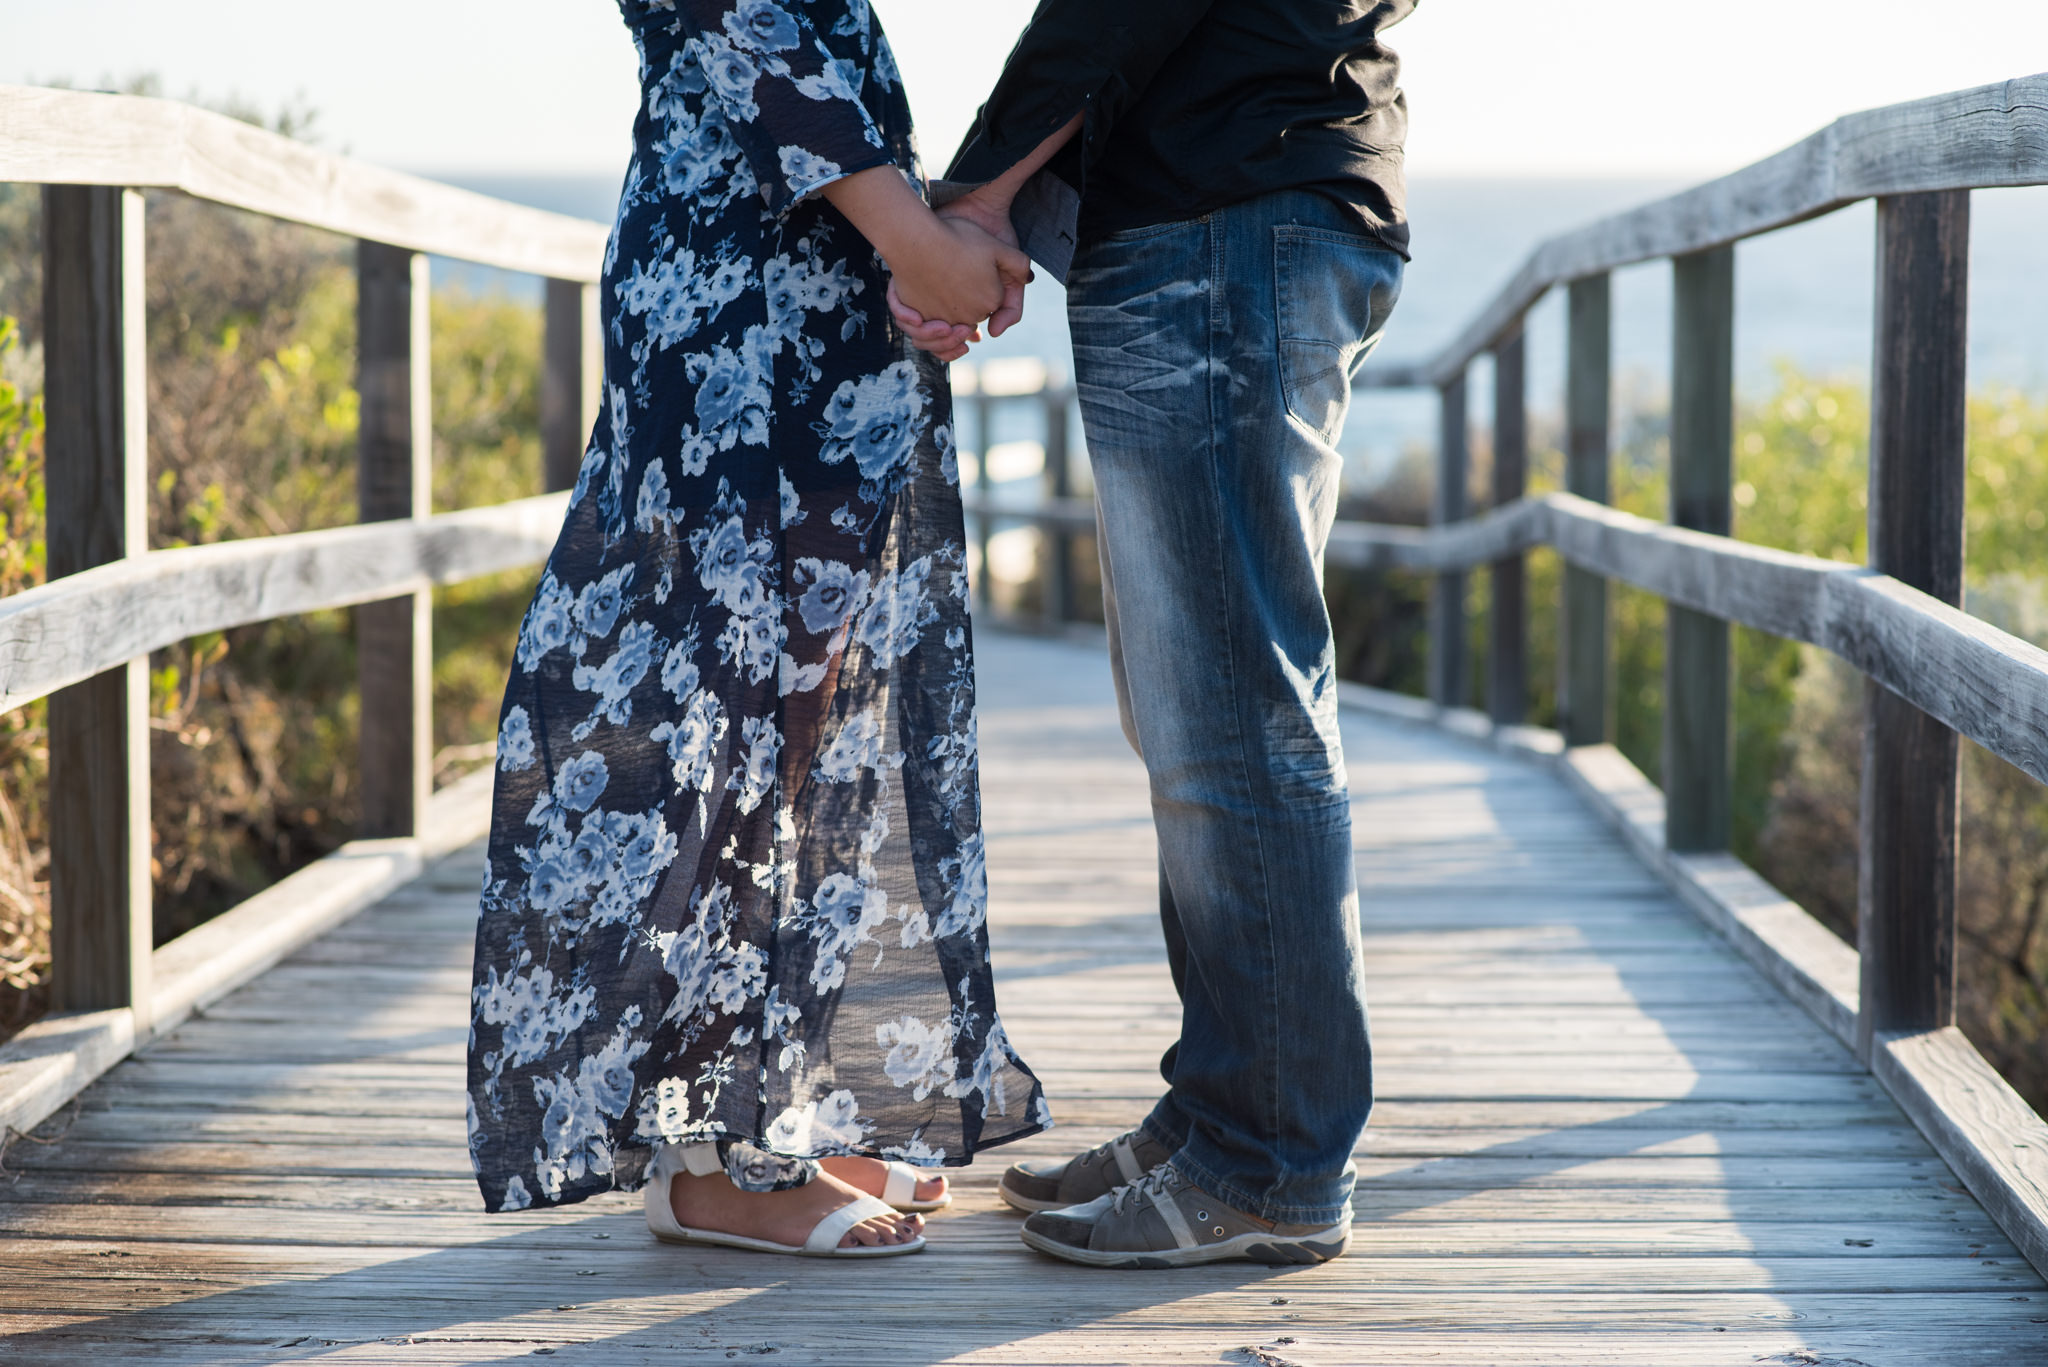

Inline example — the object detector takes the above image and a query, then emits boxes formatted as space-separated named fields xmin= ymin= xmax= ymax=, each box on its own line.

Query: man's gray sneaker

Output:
xmin=997 ymin=1128 xmax=1174 ymax=1213
xmin=1019 ymin=1164 xmax=1352 ymax=1268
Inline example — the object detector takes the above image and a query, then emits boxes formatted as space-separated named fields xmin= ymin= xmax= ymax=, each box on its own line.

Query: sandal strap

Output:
xmin=881 ymin=1161 xmax=919 ymax=1208
xmin=803 ymin=1192 xmax=898 ymax=1253
xmin=675 ymin=1142 xmax=725 ymax=1177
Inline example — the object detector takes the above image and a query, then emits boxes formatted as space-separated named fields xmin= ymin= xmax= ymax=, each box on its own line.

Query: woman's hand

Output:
xmin=819 ymin=166 xmax=1029 ymax=358
xmin=890 ymin=216 xmax=1032 ymax=333
xmin=889 ymin=283 xmax=979 ymax=362
xmin=890 ymin=190 xmax=1028 ymax=361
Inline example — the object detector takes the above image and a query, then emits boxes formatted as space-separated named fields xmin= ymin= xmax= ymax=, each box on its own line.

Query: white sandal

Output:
xmin=644 ymin=1144 xmax=927 ymax=1259
xmin=880 ymin=1160 xmax=953 ymax=1213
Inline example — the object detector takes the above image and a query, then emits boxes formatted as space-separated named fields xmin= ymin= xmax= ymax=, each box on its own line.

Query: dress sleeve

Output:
xmin=677 ymin=0 xmax=898 ymax=214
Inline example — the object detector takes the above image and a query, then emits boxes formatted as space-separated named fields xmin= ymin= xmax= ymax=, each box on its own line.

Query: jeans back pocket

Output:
xmin=1275 ymin=226 xmax=1403 ymax=446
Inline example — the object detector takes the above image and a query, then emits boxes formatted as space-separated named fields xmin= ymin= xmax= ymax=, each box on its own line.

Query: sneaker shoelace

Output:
xmin=1108 ymin=1164 xmax=1176 ymax=1219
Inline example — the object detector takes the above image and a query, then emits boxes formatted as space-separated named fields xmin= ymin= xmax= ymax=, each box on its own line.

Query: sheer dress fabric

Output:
xmin=466 ymin=0 xmax=1047 ymax=1213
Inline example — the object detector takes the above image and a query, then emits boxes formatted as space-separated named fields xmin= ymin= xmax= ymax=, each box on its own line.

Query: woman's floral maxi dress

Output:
xmin=466 ymin=0 xmax=1047 ymax=1214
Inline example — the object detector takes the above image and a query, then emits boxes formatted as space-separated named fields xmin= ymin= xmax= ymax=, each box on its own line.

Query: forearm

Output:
xmin=819 ymin=166 xmax=947 ymax=269
xmin=973 ymin=114 xmax=1083 ymax=211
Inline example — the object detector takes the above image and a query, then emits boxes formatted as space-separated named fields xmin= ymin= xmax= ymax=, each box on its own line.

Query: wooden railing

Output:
xmin=967 ymin=73 xmax=2048 ymax=1278
xmin=0 ymin=86 xmax=609 ymax=1132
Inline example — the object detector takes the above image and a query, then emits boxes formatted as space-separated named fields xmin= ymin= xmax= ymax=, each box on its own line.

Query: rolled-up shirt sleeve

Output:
xmin=678 ymin=0 xmax=897 ymax=214
xmin=945 ymin=0 xmax=1217 ymax=192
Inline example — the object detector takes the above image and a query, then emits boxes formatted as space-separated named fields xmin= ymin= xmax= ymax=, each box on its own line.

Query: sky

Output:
xmin=5 ymin=0 xmax=2047 ymax=180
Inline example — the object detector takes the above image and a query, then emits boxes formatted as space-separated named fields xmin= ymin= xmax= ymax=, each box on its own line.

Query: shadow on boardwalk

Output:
xmin=1 ymin=631 xmax=2043 ymax=1365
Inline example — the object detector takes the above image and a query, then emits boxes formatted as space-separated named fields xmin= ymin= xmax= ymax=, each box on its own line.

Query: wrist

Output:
xmin=939 ymin=190 xmax=1014 ymax=243
xmin=874 ymin=208 xmax=951 ymax=275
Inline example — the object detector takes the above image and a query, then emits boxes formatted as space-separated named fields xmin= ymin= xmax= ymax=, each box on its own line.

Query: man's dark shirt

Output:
xmin=944 ymin=0 xmax=1415 ymax=272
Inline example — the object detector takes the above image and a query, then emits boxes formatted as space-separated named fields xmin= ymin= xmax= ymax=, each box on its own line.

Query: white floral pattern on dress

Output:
xmin=465 ymin=0 xmax=1047 ymax=1214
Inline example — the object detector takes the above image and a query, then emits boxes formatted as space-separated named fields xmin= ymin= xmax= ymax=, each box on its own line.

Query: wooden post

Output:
xmin=42 ymin=185 xmax=152 ymax=1023
xmin=1665 ymin=245 xmax=1735 ymax=853
xmin=541 ymin=278 xmax=600 ymax=495
xmin=1041 ymin=382 xmax=1072 ymax=627
xmin=356 ymin=241 xmax=432 ymax=839
xmin=973 ymin=385 xmax=995 ymax=614
xmin=1429 ymin=373 xmax=1469 ymax=710
xmin=1560 ymin=274 xmax=1613 ymax=747
xmin=1857 ymin=190 xmax=1970 ymax=1058
xmin=1488 ymin=327 xmax=1527 ymax=726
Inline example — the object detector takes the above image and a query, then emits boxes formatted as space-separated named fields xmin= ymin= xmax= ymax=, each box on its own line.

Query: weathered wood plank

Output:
xmin=1858 ymin=189 xmax=1969 ymax=1056
xmin=0 ymin=493 xmax=568 ymax=716
xmin=1428 ymin=372 xmax=1470 ymax=708
xmin=1560 ymin=273 xmax=1612 ymax=747
xmin=6 ymin=630 xmax=2044 ymax=1358
xmin=40 ymin=183 xmax=152 ymax=1026
xmin=0 ymin=85 xmax=607 ymax=280
xmin=1664 ymin=245 xmax=1734 ymax=853
xmin=1874 ymin=1027 xmax=2048 ymax=1287
xmin=0 ymin=772 xmax=492 ymax=1149
xmin=356 ymin=240 xmax=432 ymax=840
xmin=1326 ymin=491 xmax=2048 ymax=797
xmin=1549 ymin=741 xmax=1863 ymax=1045
xmin=540 ymin=279 xmax=599 ymax=495
xmin=1488 ymin=326 xmax=1528 ymax=726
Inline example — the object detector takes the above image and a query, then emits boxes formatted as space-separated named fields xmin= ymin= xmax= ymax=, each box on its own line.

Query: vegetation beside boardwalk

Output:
xmin=0 ymin=153 xmax=543 ymax=1039
xmin=1332 ymin=368 xmax=2048 ymax=1112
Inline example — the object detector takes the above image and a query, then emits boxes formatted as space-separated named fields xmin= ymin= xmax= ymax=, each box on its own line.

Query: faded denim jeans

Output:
xmin=1066 ymin=189 xmax=1401 ymax=1225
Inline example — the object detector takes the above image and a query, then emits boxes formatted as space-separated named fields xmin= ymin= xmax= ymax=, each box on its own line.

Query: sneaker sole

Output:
xmin=997 ymin=1175 xmax=1080 ymax=1214
xmin=1019 ymin=1222 xmax=1351 ymax=1269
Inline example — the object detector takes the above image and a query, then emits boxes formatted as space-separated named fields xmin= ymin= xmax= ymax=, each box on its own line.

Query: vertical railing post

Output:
xmin=1666 ymin=246 xmax=1735 ymax=852
xmin=1488 ymin=326 xmax=1527 ymax=726
xmin=1857 ymin=190 xmax=1969 ymax=1059
xmin=1560 ymin=274 xmax=1613 ymax=747
xmin=541 ymin=278 xmax=600 ymax=494
xmin=973 ymin=383 xmax=995 ymax=615
xmin=1428 ymin=372 xmax=1469 ymax=710
xmin=1040 ymin=380 xmax=1072 ymax=628
xmin=356 ymin=241 xmax=432 ymax=839
xmin=42 ymin=185 xmax=152 ymax=1027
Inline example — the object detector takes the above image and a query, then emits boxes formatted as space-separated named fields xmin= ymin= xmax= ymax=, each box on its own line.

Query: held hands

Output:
xmin=889 ymin=195 xmax=1030 ymax=364
xmin=817 ymin=167 xmax=1030 ymax=363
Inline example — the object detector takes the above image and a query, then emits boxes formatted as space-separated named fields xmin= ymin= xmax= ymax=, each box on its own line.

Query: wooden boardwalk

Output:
xmin=2 ymin=630 xmax=2045 ymax=1365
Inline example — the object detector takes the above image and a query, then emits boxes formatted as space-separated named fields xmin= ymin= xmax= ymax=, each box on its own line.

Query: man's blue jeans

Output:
xmin=1065 ymin=189 xmax=1401 ymax=1225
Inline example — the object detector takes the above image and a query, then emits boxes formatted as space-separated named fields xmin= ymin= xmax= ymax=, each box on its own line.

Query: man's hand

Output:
xmin=940 ymin=190 xmax=1028 ymax=338
xmin=891 ymin=187 xmax=1029 ymax=362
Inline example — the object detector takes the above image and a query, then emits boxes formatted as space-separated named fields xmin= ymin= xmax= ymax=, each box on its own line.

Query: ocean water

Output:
xmin=426 ymin=172 xmax=2048 ymax=490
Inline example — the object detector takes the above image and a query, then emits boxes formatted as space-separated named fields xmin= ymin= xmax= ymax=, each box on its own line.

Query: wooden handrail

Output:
xmin=1358 ymin=72 xmax=2048 ymax=388
xmin=0 ymin=493 xmax=571 ymax=716
xmin=0 ymin=85 xmax=609 ymax=280
xmin=0 ymin=92 xmax=607 ymax=1045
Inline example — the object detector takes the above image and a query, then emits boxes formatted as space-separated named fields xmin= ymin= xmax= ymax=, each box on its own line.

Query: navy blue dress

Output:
xmin=465 ymin=0 xmax=1046 ymax=1213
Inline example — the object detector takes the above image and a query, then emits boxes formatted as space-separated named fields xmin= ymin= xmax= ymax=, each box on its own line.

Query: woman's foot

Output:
xmin=819 ymin=1155 xmax=949 ymax=1208
xmin=667 ymin=1167 xmax=923 ymax=1250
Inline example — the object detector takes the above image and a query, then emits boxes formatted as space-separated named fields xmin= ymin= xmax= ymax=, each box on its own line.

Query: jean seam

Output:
xmin=1209 ymin=215 xmax=1286 ymax=1188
